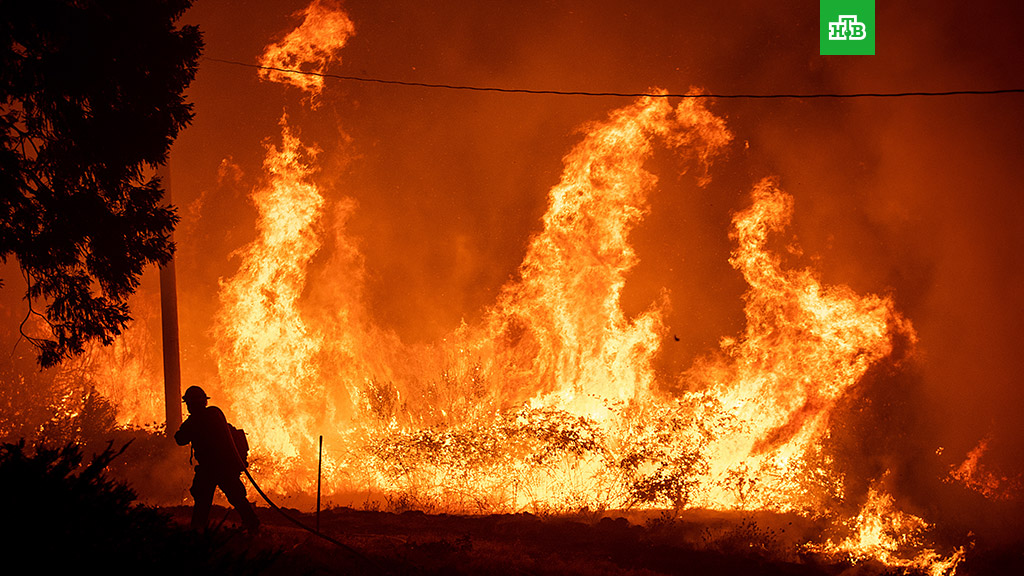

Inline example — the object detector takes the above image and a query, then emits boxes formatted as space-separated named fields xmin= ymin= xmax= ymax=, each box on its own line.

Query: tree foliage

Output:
xmin=0 ymin=0 xmax=202 ymax=366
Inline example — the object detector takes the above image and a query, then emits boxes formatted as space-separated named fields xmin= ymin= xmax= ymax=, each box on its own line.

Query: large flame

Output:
xmin=482 ymin=95 xmax=731 ymax=419
xmin=213 ymin=118 xmax=325 ymax=465
xmin=686 ymin=177 xmax=916 ymax=511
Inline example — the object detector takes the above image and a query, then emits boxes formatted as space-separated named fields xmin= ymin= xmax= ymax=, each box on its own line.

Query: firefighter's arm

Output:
xmin=173 ymin=417 xmax=193 ymax=446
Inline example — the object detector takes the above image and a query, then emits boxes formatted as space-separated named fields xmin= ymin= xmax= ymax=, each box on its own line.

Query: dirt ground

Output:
xmin=159 ymin=504 xmax=986 ymax=576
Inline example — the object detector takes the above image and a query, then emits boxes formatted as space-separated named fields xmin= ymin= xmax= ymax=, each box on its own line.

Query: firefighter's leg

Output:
xmin=189 ymin=465 xmax=216 ymax=530
xmin=220 ymin=472 xmax=260 ymax=532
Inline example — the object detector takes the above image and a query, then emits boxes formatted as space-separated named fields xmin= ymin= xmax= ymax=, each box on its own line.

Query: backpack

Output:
xmin=229 ymin=424 xmax=249 ymax=467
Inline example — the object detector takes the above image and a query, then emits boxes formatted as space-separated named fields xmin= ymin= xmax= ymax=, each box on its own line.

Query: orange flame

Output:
xmin=258 ymin=0 xmax=355 ymax=100
xmin=684 ymin=178 xmax=917 ymax=511
xmin=816 ymin=487 xmax=966 ymax=575
xmin=483 ymin=95 xmax=731 ymax=419
xmin=213 ymin=118 xmax=325 ymax=466
xmin=947 ymin=435 xmax=1023 ymax=501
xmin=44 ymin=297 xmax=164 ymax=430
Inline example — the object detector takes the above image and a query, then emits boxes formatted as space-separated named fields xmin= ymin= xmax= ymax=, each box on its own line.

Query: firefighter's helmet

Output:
xmin=182 ymin=385 xmax=209 ymax=404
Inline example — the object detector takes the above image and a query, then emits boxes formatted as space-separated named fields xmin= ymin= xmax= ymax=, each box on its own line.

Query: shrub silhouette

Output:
xmin=0 ymin=440 xmax=275 ymax=574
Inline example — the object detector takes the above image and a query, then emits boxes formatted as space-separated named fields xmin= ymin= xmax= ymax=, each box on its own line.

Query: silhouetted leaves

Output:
xmin=0 ymin=0 xmax=202 ymax=366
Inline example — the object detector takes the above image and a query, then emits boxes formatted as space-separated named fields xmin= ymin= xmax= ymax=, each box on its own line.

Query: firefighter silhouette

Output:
xmin=175 ymin=385 xmax=260 ymax=533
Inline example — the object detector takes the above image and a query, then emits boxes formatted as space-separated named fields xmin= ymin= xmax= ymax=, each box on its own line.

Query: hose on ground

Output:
xmin=243 ymin=468 xmax=385 ymax=574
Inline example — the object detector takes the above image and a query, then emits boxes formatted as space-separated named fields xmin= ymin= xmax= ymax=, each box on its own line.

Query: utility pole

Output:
xmin=158 ymin=162 xmax=182 ymax=436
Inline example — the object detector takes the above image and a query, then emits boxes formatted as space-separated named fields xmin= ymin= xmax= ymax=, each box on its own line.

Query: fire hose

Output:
xmin=242 ymin=468 xmax=385 ymax=574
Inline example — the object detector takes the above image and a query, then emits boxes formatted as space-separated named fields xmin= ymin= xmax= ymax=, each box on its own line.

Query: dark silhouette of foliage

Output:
xmin=0 ymin=440 xmax=276 ymax=574
xmin=0 ymin=0 xmax=202 ymax=366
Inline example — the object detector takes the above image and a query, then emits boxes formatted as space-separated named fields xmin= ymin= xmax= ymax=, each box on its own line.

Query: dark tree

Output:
xmin=0 ymin=0 xmax=202 ymax=366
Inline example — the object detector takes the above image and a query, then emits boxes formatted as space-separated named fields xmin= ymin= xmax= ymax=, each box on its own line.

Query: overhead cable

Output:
xmin=206 ymin=57 xmax=1024 ymax=99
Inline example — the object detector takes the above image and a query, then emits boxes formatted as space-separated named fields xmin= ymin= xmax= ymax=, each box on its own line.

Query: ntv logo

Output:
xmin=828 ymin=15 xmax=867 ymax=41
xmin=820 ymin=1 xmax=874 ymax=55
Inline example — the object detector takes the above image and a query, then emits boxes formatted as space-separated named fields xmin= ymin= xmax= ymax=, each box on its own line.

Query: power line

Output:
xmin=206 ymin=57 xmax=1024 ymax=99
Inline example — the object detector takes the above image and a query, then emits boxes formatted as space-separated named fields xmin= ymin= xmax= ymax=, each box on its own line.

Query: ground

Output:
xmin=159 ymin=505 xmax=956 ymax=576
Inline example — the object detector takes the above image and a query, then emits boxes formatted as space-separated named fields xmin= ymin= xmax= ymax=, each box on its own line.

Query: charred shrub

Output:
xmin=700 ymin=517 xmax=784 ymax=560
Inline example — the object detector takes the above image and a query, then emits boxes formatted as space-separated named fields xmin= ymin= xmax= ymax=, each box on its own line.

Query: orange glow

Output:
xmin=43 ymin=299 xmax=165 ymax=430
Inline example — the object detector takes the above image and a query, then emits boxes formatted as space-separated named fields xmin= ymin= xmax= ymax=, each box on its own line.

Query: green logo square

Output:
xmin=820 ymin=0 xmax=875 ymax=55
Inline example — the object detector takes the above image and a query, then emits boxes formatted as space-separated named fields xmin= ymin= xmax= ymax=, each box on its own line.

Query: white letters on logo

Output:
xmin=827 ymin=15 xmax=867 ymax=40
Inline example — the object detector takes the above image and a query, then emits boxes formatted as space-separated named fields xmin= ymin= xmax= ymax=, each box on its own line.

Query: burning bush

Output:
xmin=0 ymin=353 xmax=118 ymax=447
